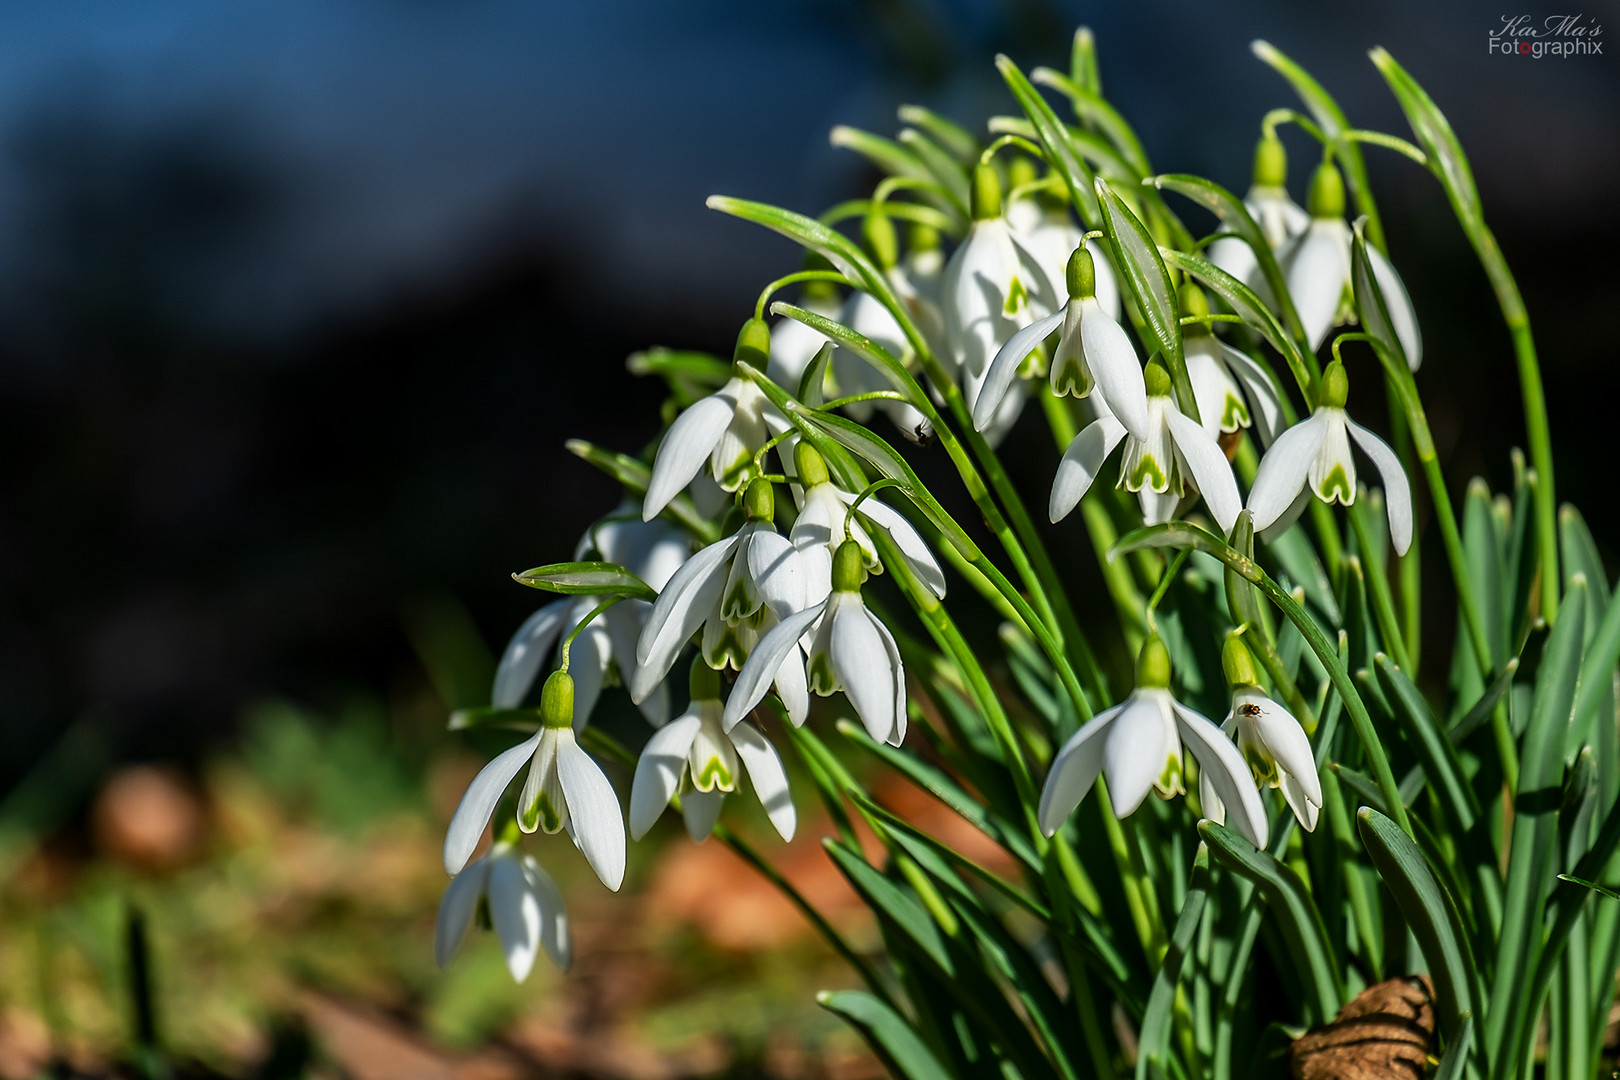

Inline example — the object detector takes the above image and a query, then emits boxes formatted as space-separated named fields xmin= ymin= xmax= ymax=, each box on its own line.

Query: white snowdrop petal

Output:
xmin=433 ymin=857 xmax=488 ymax=968
xmin=522 ymin=856 xmax=572 ymax=971
xmin=1186 ymin=347 xmax=1240 ymax=439
xmin=492 ymin=601 xmax=570 ymax=709
xmin=1218 ymin=341 xmax=1287 ymax=446
xmin=1166 ymin=409 xmax=1242 ymax=534
xmin=488 ymin=852 xmax=543 ymax=982
xmin=1207 ymin=232 xmax=1259 ymax=293
xmin=1037 ymin=704 xmax=1124 ymax=836
xmin=1175 ymin=703 xmax=1269 ymax=848
xmin=772 ymin=643 xmax=810 ymax=727
xmin=723 ymin=603 xmax=827 ymax=731
xmin=1280 ymin=773 xmax=1322 ymax=832
xmin=1137 ymin=485 xmax=1183 ymax=527
xmin=1253 ymin=699 xmax=1323 ymax=811
xmin=1198 ymin=768 xmax=1226 ymax=828
xmin=443 ymin=732 xmax=543 ymax=874
xmin=1087 ymin=239 xmax=1121 ymax=320
xmin=746 ymin=530 xmax=807 ymax=619
xmin=868 ymin=608 xmax=909 ymax=746
xmin=644 ymin=390 xmax=737 ymax=519
xmin=1286 ymin=223 xmax=1350 ymax=351
xmin=1050 ymin=415 xmax=1129 ymax=522
xmin=1103 ymin=696 xmax=1177 ymax=818
xmin=629 ymin=712 xmax=702 ymax=840
xmin=681 ymin=790 xmax=726 ymax=842
xmin=1079 ymin=306 xmax=1150 ymax=441
xmin=1247 ymin=412 xmax=1330 ymax=531
xmin=856 ymin=497 xmax=946 ymax=599
xmin=1367 ymin=245 xmax=1422 ymax=371
xmin=730 ymin=722 xmax=797 ymax=842
xmin=1346 ymin=419 xmax=1414 ymax=556
xmin=973 ymin=310 xmax=1063 ymax=432
xmin=631 ymin=534 xmax=740 ymax=702
xmin=555 ymin=734 xmax=626 ymax=891
xmin=829 ymin=600 xmax=901 ymax=745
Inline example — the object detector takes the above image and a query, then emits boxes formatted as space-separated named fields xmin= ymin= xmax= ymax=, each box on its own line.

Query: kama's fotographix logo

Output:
xmin=1489 ymin=14 xmax=1604 ymax=56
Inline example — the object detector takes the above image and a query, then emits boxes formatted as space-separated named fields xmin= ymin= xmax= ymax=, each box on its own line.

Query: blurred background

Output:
xmin=1 ymin=0 xmax=1616 ymax=1076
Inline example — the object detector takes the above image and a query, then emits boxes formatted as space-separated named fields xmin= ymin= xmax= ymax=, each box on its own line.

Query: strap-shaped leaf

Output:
xmin=996 ymin=53 xmax=1100 ymax=224
xmin=897 ymin=128 xmax=969 ymax=214
xmin=1201 ymin=820 xmax=1342 ymax=1025
xmin=828 ymin=125 xmax=934 ymax=186
xmin=1135 ymin=846 xmax=1210 ymax=1080
xmin=1434 ymin=1015 xmax=1474 ymax=1080
xmin=447 ymin=707 xmax=540 ymax=732
xmin=798 ymin=341 xmax=834 ymax=408
xmin=1368 ymin=48 xmax=1483 ymax=229
xmin=1350 ymin=222 xmax=1414 ymax=373
xmin=897 ymin=104 xmax=979 ymax=163
xmin=1095 ymin=178 xmax=1189 ymax=415
xmin=1252 ymin=40 xmax=1384 ymax=249
xmin=1375 ymin=655 xmax=1480 ymax=832
xmin=818 ymin=991 xmax=953 ymax=1080
xmin=511 ymin=561 xmax=655 ymax=601
xmin=1358 ymin=806 xmax=1483 ymax=1062
xmin=1030 ymin=67 xmax=1149 ymax=177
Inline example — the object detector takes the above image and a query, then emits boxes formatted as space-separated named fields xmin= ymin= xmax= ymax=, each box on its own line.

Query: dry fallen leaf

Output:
xmin=1289 ymin=975 xmax=1434 ymax=1080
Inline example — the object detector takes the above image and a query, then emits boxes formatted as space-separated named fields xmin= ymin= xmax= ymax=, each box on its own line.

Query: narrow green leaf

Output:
xmin=1350 ymin=223 xmax=1414 ymax=373
xmin=1201 ymin=820 xmax=1341 ymax=1024
xmin=1367 ymin=48 xmax=1483 ymax=226
xmin=1357 ymin=806 xmax=1482 ymax=1058
xmin=1434 ymin=1016 xmax=1474 ymax=1080
xmin=1135 ymin=848 xmax=1210 ymax=1080
xmin=511 ymin=561 xmax=655 ymax=600
xmin=447 ymin=707 xmax=540 ymax=732
xmin=829 ymin=125 xmax=933 ymax=185
xmin=1096 ymin=179 xmax=1188 ymax=414
xmin=799 ymin=341 xmax=834 ymax=408
xmin=1159 ymin=247 xmax=1314 ymax=403
xmin=1559 ymin=875 xmax=1620 ymax=903
xmin=625 ymin=346 xmax=730 ymax=389
xmin=819 ymin=991 xmax=953 ymax=1080
xmin=897 ymin=128 xmax=969 ymax=213
xmin=1031 ymin=67 xmax=1149 ymax=177
xmin=897 ymin=104 xmax=979 ymax=163
xmin=564 ymin=440 xmax=722 ymax=543
xmin=995 ymin=54 xmax=1101 ymax=224
xmin=1374 ymin=654 xmax=1480 ymax=832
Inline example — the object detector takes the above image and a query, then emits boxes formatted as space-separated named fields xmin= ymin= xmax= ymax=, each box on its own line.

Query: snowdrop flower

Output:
xmin=443 ymin=671 xmax=626 ymax=891
xmin=1005 ymin=156 xmax=1119 ymax=320
xmin=1246 ymin=360 xmax=1413 ymax=555
xmin=725 ymin=540 xmax=907 ymax=746
xmin=1039 ymin=636 xmax=1268 ymax=846
xmin=974 ymin=245 xmax=1149 ymax=441
xmin=630 ymin=480 xmax=810 ymax=725
xmin=1048 ymin=361 xmax=1241 ymax=533
xmin=631 ymin=660 xmax=796 ymax=843
xmin=789 ymin=443 xmax=945 ymax=607
xmin=1283 ymin=162 xmax=1422 ymax=368
xmin=826 ymin=210 xmax=932 ymax=442
xmin=941 ymin=163 xmax=1059 ymax=443
xmin=435 ymin=840 xmax=570 ymax=979
xmin=1200 ymin=636 xmax=1322 ymax=832
xmin=494 ymin=512 xmax=689 ymax=727
xmin=894 ymin=222 xmax=949 ymax=361
xmin=1178 ymin=285 xmax=1285 ymax=446
xmin=1208 ymin=134 xmax=1310 ymax=295
xmin=644 ymin=319 xmax=779 ymax=519
xmin=767 ymin=279 xmax=840 ymax=389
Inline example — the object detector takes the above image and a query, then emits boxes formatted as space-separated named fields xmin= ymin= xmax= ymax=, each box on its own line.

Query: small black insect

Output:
xmin=1238 ymin=703 xmax=1263 ymax=717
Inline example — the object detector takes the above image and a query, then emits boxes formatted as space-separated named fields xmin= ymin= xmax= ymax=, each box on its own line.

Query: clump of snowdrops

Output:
xmin=433 ymin=30 xmax=1620 ymax=1080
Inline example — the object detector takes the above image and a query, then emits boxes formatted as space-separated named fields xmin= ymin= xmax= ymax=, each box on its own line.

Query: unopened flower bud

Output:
xmin=863 ymin=208 xmax=899 ymax=271
xmin=1066 ymin=245 xmax=1096 ymax=300
xmin=1144 ymin=360 xmax=1173 ymax=398
xmin=1321 ymin=359 xmax=1349 ymax=409
xmin=1007 ymin=155 xmax=1038 ymax=192
xmin=1253 ymin=133 xmax=1288 ymax=188
xmin=832 ymin=538 xmax=869 ymax=592
xmin=794 ymin=442 xmax=830 ymax=488
xmin=742 ymin=477 xmax=775 ymax=521
xmin=1178 ymin=282 xmax=1210 ymax=321
xmin=971 ymin=162 xmax=1003 ymax=221
xmin=1306 ymin=161 xmax=1345 ymax=219
xmin=1136 ymin=635 xmax=1171 ymax=690
xmin=540 ymin=670 xmax=575 ymax=729
xmin=734 ymin=318 xmax=771 ymax=371
xmin=1221 ymin=634 xmax=1261 ymax=689
xmin=908 ymin=223 xmax=940 ymax=254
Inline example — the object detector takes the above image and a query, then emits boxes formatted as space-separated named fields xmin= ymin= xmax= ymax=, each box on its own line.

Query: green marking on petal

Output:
xmin=1051 ymin=357 xmax=1091 ymax=399
xmin=1315 ymin=464 xmax=1353 ymax=506
xmin=718 ymin=450 xmax=759 ymax=492
xmin=692 ymin=758 xmax=736 ymax=793
xmin=1126 ymin=454 xmax=1168 ymax=492
xmin=1155 ymin=754 xmax=1185 ymax=799
xmin=720 ymin=578 xmax=754 ymax=623
xmin=1003 ymin=275 xmax=1029 ymax=316
xmin=808 ymin=652 xmax=838 ymax=695
xmin=524 ymin=791 xmax=564 ymax=835
xmin=1222 ymin=394 xmax=1250 ymax=431
xmin=1243 ymin=742 xmax=1280 ymax=789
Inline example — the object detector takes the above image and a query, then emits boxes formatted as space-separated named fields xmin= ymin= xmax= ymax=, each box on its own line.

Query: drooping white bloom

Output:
xmin=435 ymin=843 xmax=570 ymax=979
xmin=1282 ymin=163 xmax=1421 ymax=367
xmin=631 ymin=480 xmax=809 ymax=725
xmin=1048 ymin=363 xmax=1241 ymax=533
xmin=1246 ymin=360 xmax=1413 ymax=555
xmin=1207 ymin=134 xmax=1310 ymax=300
xmin=644 ymin=319 xmax=782 ymax=520
xmin=831 ymin=286 xmax=932 ymax=442
xmin=724 ymin=540 xmax=907 ymax=746
xmin=1178 ymin=286 xmax=1285 ymax=446
xmin=1199 ymin=636 xmax=1321 ymax=832
xmin=788 ymin=443 xmax=945 ymax=608
xmin=495 ymin=511 xmax=689 ymax=727
xmin=1039 ymin=637 xmax=1268 ymax=846
xmin=630 ymin=663 xmax=795 ymax=843
xmin=767 ymin=285 xmax=840 ymax=389
xmin=1008 ymin=186 xmax=1120 ymax=320
xmin=893 ymin=223 xmax=949 ymax=363
xmin=973 ymin=245 xmax=1149 ymax=440
xmin=941 ymin=164 xmax=1059 ymax=444
xmin=444 ymin=671 xmax=626 ymax=891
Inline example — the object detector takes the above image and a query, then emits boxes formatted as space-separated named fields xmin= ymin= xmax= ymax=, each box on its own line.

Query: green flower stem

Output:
xmin=557 ymin=596 xmax=623 ymax=673
xmin=752 ymin=270 xmax=851 ymax=320
xmin=1349 ymin=506 xmax=1412 ymax=670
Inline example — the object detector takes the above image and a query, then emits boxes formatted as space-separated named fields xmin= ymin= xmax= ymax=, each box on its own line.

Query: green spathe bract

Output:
xmin=439 ymin=26 xmax=1602 ymax=1080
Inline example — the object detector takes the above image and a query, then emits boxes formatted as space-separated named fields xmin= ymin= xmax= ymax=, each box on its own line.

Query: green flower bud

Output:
xmin=1177 ymin=282 xmax=1210 ymax=337
xmin=971 ymin=162 xmax=1003 ymax=222
xmin=1321 ymin=359 xmax=1349 ymax=409
xmin=540 ymin=670 xmax=575 ymax=729
xmin=801 ymin=252 xmax=838 ymax=302
xmin=863 ymin=208 xmax=899 ymax=270
xmin=1136 ymin=635 xmax=1172 ymax=689
xmin=734 ymin=318 xmax=771 ymax=371
xmin=794 ymin=442 xmax=830 ymax=488
xmin=908 ymin=222 xmax=940 ymax=254
xmin=1144 ymin=360 xmax=1173 ymax=398
xmin=832 ymin=538 xmax=868 ymax=592
xmin=1253 ymin=133 xmax=1288 ymax=187
xmin=689 ymin=655 xmax=722 ymax=702
xmin=1221 ymin=634 xmax=1261 ymax=689
xmin=1007 ymin=155 xmax=1038 ymax=191
xmin=1306 ymin=161 xmax=1345 ymax=219
xmin=1065 ymin=245 xmax=1096 ymax=300
xmin=743 ymin=477 xmax=775 ymax=521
